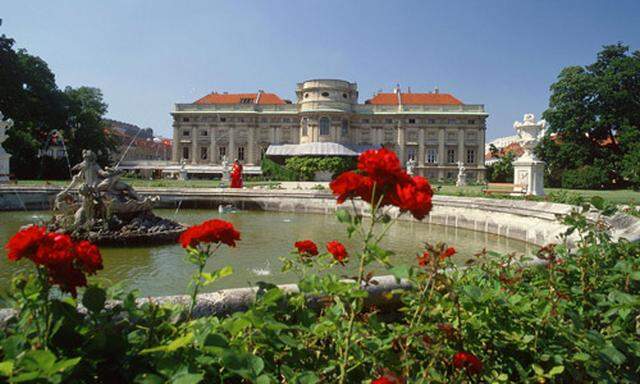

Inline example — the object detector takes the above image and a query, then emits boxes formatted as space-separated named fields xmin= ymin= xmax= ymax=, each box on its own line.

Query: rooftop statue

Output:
xmin=51 ymin=150 xmax=183 ymax=245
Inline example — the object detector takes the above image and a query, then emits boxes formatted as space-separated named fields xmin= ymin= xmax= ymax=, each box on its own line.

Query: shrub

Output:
xmin=561 ymin=163 xmax=610 ymax=189
xmin=284 ymin=156 xmax=356 ymax=181
xmin=260 ymin=157 xmax=297 ymax=181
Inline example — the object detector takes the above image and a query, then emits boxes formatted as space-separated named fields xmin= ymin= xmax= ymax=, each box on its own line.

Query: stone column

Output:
xmin=228 ymin=128 xmax=236 ymax=161
xmin=397 ymin=121 xmax=405 ymax=163
xmin=438 ymin=128 xmax=445 ymax=165
xmin=209 ymin=126 xmax=216 ymax=164
xmin=171 ymin=122 xmax=179 ymax=162
xmin=418 ymin=127 xmax=425 ymax=166
xmin=457 ymin=127 xmax=465 ymax=163
xmin=477 ymin=125 xmax=486 ymax=181
xmin=191 ymin=126 xmax=198 ymax=164
xmin=248 ymin=127 xmax=255 ymax=165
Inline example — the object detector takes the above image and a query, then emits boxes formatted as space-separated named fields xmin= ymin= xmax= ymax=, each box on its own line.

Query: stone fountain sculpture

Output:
xmin=0 ymin=112 xmax=13 ymax=183
xmin=220 ymin=155 xmax=231 ymax=187
xmin=455 ymin=161 xmax=467 ymax=187
xmin=51 ymin=149 xmax=184 ymax=245
xmin=513 ymin=113 xmax=546 ymax=196
xmin=405 ymin=158 xmax=416 ymax=176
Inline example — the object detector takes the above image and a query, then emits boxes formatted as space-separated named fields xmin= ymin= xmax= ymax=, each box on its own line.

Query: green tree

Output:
xmin=539 ymin=43 xmax=640 ymax=188
xmin=0 ymin=34 xmax=114 ymax=178
xmin=487 ymin=151 xmax=514 ymax=182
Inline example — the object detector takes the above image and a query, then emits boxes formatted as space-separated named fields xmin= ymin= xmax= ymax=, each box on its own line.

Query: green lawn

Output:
xmin=11 ymin=178 xmax=280 ymax=189
xmin=10 ymin=179 xmax=640 ymax=205
xmin=434 ymin=184 xmax=640 ymax=205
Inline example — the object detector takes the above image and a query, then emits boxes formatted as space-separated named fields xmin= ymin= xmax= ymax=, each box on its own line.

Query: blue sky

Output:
xmin=2 ymin=0 xmax=639 ymax=140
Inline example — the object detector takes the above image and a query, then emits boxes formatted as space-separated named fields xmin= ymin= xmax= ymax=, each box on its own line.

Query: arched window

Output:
xmin=341 ymin=119 xmax=349 ymax=136
xmin=319 ymin=117 xmax=330 ymax=136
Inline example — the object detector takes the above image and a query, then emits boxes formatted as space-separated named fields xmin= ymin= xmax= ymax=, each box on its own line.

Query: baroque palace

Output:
xmin=171 ymin=79 xmax=487 ymax=181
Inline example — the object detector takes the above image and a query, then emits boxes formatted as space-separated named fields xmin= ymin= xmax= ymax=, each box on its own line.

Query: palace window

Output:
xmin=240 ymin=98 xmax=253 ymax=104
xmin=321 ymin=92 xmax=329 ymax=97
xmin=182 ymin=117 xmax=190 ymax=122
xmin=260 ymin=117 xmax=267 ymax=123
xmin=448 ymin=119 xmax=456 ymax=125
xmin=447 ymin=149 xmax=456 ymax=164
xmin=218 ymin=146 xmax=227 ymax=161
xmin=319 ymin=117 xmax=331 ymax=136
xmin=182 ymin=130 xmax=190 ymax=137
xmin=220 ymin=117 xmax=226 ymax=122
xmin=385 ymin=119 xmax=393 ymax=124
xmin=301 ymin=118 xmax=308 ymax=136
xmin=342 ymin=93 xmax=347 ymax=98
xmin=407 ymin=147 xmax=416 ymax=161
xmin=182 ymin=147 xmax=189 ymax=160
xmin=468 ymin=119 xmax=476 ymax=125
xmin=341 ymin=120 xmax=349 ymax=136
xmin=426 ymin=149 xmax=438 ymax=164
xmin=362 ymin=119 xmax=370 ymax=124
xmin=200 ymin=147 xmax=208 ymax=160
xmin=466 ymin=149 xmax=476 ymax=164
xmin=304 ymin=93 xmax=309 ymax=98
xmin=428 ymin=119 xmax=436 ymax=124
xmin=409 ymin=118 xmax=416 ymax=124
xmin=237 ymin=146 xmax=245 ymax=161
xmin=200 ymin=130 xmax=207 ymax=137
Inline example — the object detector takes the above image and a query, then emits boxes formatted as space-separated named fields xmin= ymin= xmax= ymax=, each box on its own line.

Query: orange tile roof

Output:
xmin=366 ymin=93 xmax=463 ymax=105
xmin=194 ymin=92 xmax=286 ymax=105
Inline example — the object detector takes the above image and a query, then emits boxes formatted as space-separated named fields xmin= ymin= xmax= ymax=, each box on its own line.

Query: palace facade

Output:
xmin=171 ymin=79 xmax=487 ymax=181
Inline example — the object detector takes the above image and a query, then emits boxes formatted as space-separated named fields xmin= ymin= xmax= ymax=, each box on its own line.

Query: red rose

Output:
xmin=452 ymin=351 xmax=483 ymax=374
xmin=179 ymin=219 xmax=241 ymax=248
xmin=294 ymin=240 xmax=318 ymax=256
xmin=372 ymin=373 xmax=404 ymax=384
xmin=48 ymin=262 xmax=88 ymax=297
xmin=34 ymin=232 xmax=75 ymax=266
xmin=74 ymin=240 xmax=104 ymax=274
xmin=393 ymin=176 xmax=433 ymax=220
xmin=417 ymin=251 xmax=430 ymax=267
xmin=326 ymin=240 xmax=348 ymax=264
xmin=5 ymin=225 xmax=46 ymax=261
xmin=330 ymin=171 xmax=374 ymax=204
xmin=441 ymin=247 xmax=456 ymax=260
xmin=357 ymin=147 xmax=404 ymax=186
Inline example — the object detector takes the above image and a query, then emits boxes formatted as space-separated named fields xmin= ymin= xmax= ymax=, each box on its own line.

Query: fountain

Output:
xmin=49 ymin=149 xmax=185 ymax=245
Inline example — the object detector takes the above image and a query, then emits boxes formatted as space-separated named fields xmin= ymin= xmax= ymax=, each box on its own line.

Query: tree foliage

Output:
xmin=486 ymin=145 xmax=515 ymax=182
xmin=539 ymin=43 xmax=640 ymax=189
xmin=284 ymin=156 xmax=356 ymax=181
xmin=0 ymin=34 xmax=115 ymax=178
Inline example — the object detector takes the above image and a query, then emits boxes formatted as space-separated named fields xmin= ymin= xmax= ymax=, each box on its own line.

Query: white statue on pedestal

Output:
xmin=406 ymin=158 xmax=416 ymax=176
xmin=512 ymin=113 xmax=546 ymax=196
xmin=220 ymin=155 xmax=230 ymax=186
xmin=0 ymin=112 xmax=14 ymax=182
xmin=178 ymin=159 xmax=188 ymax=181
xmin=456 ymin=161 xmax=467 ymax=187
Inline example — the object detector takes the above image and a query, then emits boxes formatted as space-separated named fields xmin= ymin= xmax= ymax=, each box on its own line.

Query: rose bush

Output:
xmin=0 ymin=147 xmax=639 ymax=383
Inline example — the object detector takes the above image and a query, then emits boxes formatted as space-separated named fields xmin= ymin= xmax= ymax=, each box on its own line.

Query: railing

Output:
xmin=354 ymin=104 xmax=486 ymax=114
xmin=173 ymin=104 xmax=298 ymax=113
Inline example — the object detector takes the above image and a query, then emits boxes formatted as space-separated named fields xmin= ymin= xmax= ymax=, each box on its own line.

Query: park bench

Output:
xmin=482 ymin=182 xmax=527 ymax=196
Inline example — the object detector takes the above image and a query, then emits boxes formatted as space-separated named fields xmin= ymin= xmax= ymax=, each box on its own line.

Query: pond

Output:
xmin=0 ymin=209 xmax=536 ymax=297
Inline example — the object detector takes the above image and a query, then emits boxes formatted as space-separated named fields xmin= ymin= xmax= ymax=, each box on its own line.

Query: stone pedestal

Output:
xmin=513 ymin=158 xmax=545 ymax=196
xmin=512 ymin=113 xmax=546 ymax=196
xmin=0 ymin=113 xmax=13 ymax=183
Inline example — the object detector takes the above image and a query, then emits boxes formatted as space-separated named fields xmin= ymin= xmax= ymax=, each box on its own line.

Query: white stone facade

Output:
xmin=171 ymin=79 xmax=488 ymax=181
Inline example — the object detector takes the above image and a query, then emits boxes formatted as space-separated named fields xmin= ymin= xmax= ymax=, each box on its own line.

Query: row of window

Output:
xmin=182 ymin=116 xmax=296 ymax=123
xmin=406 ymin=148 xmax=477 ymax=164
xmin=182 ymin=145 xmax=259 ymax=162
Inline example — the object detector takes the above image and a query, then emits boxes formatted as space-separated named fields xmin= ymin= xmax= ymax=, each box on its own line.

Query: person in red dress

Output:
xmin=230 ymin=159 xmax=243 ymax=188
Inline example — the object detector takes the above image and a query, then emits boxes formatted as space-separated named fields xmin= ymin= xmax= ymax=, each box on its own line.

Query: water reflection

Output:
xmin=0 ymin=209 xmax=535 ymax=297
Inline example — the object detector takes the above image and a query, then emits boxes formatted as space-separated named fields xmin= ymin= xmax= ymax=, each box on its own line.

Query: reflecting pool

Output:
xmin=0 ymin=209 xmax=535 ymax=297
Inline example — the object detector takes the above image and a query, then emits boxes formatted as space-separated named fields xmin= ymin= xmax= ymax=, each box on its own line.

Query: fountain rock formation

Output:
xmin=50 ymin=150 xmax=185 ymax=245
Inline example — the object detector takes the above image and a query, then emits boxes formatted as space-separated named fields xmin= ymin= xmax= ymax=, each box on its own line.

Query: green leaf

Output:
xmin=50 ymin=357 xmax=81 ymax=375
xmin=134 ymin=373 xmax=165 ymax=384
xmin=548 ymin=365 xmax=565 ymax=377
xmin=20 ymin=350 xmax=55 ymax=372
xmin=389 ymin=265 xmax=410 ymax=280
xmin=532 ymin=364 xmax=544 ymax=376
xmin=171 ymin=372 xmax=204 ymax=384
xmin=140 ymin=333 xmax=194 ymax=354
xmin=82 ymin=286 xmax=106 ymax=313
xmin=590 ymin=196 xmax=605 ymax=210
xmin=336 ymin=209 xmax=351 ymax=224
xmin=222 ymin=350 xmax=264 ymax=379
xmin=0 ymin=361 xmax=14 ymax=377
xmin=600 ymin=345 xmax=626 ymax=365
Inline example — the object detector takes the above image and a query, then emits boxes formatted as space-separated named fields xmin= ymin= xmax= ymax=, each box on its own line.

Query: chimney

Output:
xmin=407 ymin=86 xmax=412 ymax=93
xmin=434 ymin=86 xmax=439 ymax=94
